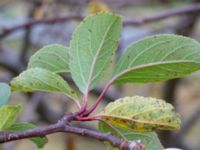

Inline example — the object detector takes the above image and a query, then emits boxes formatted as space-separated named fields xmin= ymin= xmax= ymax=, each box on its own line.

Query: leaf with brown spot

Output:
xmin=98 ymin=96 xmax=181 ymax=132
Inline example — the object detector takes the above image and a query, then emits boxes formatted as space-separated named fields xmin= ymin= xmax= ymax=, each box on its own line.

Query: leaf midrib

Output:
xmin=84 ymin=17 xmax=119 ymax=94
xmin=111 ymin=60 xmax=200 ymax=83
xmin=100 ymin=114 xmax=179 ymax=129
xmin=0 ymin=107 xmax=18 ymax=130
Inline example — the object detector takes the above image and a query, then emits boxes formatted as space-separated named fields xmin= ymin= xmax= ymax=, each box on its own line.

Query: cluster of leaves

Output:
xmin=1 ymin=12 xmax=200 ymax=149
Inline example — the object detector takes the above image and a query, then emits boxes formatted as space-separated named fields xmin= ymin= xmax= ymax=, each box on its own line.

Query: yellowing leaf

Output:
xmin=98 ymin=96 xmax=181 ymax=132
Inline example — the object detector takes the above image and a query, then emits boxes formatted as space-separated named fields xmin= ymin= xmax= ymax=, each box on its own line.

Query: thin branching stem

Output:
xmin=0 ymin=113 xmax=143 ymax=150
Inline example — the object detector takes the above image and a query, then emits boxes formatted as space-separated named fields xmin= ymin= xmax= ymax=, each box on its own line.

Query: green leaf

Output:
xmin=69 ymin=13 xmax=121 ymax=94
xmin=112 ymin=34 xmax=200 ymax=84
xmin=0 ymin=105 xmax=21 ymax=131
xmin=8 ymin=123 xmax=48 ymax=148
xmin=98 ymin=96 xmax=181 ymax=132
xmin=99 ymin=121 xmax=163 ymax=150
xmin=28 ymin=44 xmax=70 ymax=73
xmin=0 ymin=82 xmax=11 ymax=106
xmin=10 ymin=68 xmax=77 ymax=100
xmin=123 ymin=132 xmax=163 ymax=150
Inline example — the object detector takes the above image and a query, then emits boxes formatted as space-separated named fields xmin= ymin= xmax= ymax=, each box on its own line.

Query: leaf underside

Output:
xmin=112 ymin=34 xmax=200 ymax=84
xmin=28 ymin=44 xmax=70 ymax=73
xmin=10 ymin=68 xmax=77 ymax=99
xmin=98 ymin=96 xmax=181 ymax=132
xmin=69 ymin=13 xmax=121 ymax=94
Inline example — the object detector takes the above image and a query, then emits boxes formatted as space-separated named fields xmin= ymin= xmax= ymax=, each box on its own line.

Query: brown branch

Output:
xmin=1 ymin=4 xmax=200 ymax=38
xmin=0 ymin=113 xmax=143 ymax=150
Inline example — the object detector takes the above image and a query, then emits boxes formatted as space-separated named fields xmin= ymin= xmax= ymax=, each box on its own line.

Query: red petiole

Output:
xmin=76 ymin=115 xmax=100 ymax=121
xmin=81 ymin=79 xmax=114 ymax=117
xmin=78 ymin=77 xmax=115 ymax=119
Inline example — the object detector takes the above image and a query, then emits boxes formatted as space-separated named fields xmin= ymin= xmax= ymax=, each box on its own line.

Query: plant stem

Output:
xmin=78 ymin=95 xmax=89 ymax=114
xmin=76 ymin=115 xmax=100 ymax=121
xmin=0 ymin=113 xmax=143 ymax=150
xmin=82 ymin=79 xmax=114 ymax=116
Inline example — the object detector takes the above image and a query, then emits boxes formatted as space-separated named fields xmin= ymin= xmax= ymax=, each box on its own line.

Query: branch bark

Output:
xmin=0 ymin=113 xmax=143 ymax=150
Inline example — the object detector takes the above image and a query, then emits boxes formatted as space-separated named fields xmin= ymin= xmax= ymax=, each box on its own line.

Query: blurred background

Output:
xmin=0 ymin=0 xmax=200 ymax=150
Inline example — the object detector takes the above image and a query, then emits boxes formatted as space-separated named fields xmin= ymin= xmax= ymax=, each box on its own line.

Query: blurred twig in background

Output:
xmin=1 ymin=3 xmax=200 ymax=39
